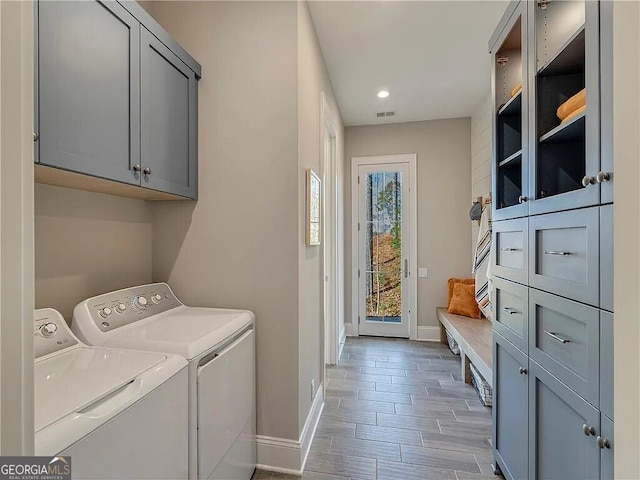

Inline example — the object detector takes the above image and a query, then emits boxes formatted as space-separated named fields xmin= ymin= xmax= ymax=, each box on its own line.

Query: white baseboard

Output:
xmin=256 ymin=384 xmax=324 ymax=475
xmin=417 ymin=326 xmax=441 ymax=342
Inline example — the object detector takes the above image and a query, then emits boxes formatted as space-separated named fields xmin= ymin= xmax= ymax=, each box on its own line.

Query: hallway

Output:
xmin=255 ymin=336 xmax=496 ymax=480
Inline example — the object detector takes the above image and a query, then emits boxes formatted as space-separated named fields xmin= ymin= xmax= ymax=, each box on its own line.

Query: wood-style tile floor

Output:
xmin=253 ymin=336 xmax=499 ymax=480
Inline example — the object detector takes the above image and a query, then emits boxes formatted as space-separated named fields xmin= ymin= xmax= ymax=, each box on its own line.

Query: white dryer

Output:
xmin=34 ymin=308 xmax=189 ymax=479
xmin=71 ymin=283 xmax=256 ymax=480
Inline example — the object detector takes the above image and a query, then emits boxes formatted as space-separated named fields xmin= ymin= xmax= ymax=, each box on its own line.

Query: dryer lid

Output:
xmin=34 ymin=347 xmax=167 ymax=432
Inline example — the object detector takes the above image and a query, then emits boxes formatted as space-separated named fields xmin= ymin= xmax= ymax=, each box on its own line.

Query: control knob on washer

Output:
xmin=151 ymin=294 xmax=162 ymax=304
xmin=99 ymin=307 xmax=112 ymax=319
xmin=115 ymin=303 xmax=127 ymax=314
xmin=40 ymin=322 xmax=57 ymax=338
xmin=133 ymin=296 xmax=148 ymax=309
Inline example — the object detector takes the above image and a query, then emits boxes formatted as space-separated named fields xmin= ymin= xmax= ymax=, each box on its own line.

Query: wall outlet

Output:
xmin=418 ymin=268 xmax=428 ymax=278
xmin=311 ymin=379 xmax=315 ymax=400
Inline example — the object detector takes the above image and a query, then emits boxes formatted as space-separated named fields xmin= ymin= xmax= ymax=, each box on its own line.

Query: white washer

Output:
xmin=71 ymin=283 xmax=256 ymax=480
xmin=34 ymin=308 xmax=189 ymax=479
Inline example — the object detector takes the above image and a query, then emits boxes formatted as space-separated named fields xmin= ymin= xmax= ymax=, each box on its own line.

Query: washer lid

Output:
xmin=103 ymin=307 xmax=255 ymax=360
xmin=34 ymin=347 xmax=167 ymax=432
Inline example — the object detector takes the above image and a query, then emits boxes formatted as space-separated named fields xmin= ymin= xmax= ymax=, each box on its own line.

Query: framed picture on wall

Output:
xmin=306 ymin=169 xmax=321 ymax=246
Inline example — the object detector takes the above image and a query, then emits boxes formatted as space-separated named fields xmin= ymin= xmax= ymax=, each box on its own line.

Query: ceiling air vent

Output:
xmin=376 ymin=111 xmax=396 ymax=118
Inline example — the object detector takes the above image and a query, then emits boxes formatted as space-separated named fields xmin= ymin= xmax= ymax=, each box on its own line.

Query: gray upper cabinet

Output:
xmin=37 ymin=0 xmax=140 ymax=185
xmin=140 ymin=28 xmax=197 ymax=199
xmin=598 ymin=0 xmax=613 ymax=205
xmin=490 ymin=2 xmax=529 ymax=221
xmin=36 ymin=0 xmax=201 ymax=200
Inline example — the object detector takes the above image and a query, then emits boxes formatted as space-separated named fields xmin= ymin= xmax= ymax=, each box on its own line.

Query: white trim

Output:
xmin=0 ymin=0 xmax=35 ymax=454
xmin=338 ymin=326 xmax=346 ymax=360
xmin=344 ymin=321 xmax=356 ymax=337
xmin=256 ymin=385 xmax=324 ymax=475
xmin=350 ymin=154 xmax=418 ymax=339
xmin=416 ymin=326 xmax=442 ymax=342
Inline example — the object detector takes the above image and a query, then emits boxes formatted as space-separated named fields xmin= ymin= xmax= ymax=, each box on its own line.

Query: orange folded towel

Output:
xmin=557 ymin=88 xmax=586 ymax=121
xmin=561 ymin=104 xmax=586 ymax=124
xmin=510 ymin=83 xmax=522 ymax=97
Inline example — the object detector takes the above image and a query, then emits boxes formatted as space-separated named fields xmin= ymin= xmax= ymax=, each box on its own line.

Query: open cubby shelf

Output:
xmin=498 ymin=90 xmax=522 ymax=116
xmin=499 ymin=149 xmax=523 ymax=167
xmin=539 ymin=112 xmax=586 ymax=144
xmin=538 ymin=26 xmax=586 ymax=77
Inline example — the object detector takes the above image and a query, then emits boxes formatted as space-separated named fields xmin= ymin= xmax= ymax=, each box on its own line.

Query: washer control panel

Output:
xmin=86 ymin=283 xmax=182 ymax=333
xmin=35 ymin=308 xmax=79 ymax=358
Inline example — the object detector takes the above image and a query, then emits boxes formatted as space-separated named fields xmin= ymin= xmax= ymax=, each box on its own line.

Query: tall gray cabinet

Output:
xmin=489 ymin=2 xmax=613 ymax=479
xmin=36 ymin=0 xmax=201 ymax=200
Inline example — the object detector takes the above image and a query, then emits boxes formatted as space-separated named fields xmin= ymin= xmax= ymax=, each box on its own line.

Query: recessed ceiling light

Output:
xmin=377 ymin=90 xmax=390 ymax=99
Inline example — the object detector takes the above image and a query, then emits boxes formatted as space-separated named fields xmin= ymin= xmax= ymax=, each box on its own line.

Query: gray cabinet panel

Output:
xmin=493 ymin=333 xmax=528 ymax=480
xmin=141 ymin=28 xmax=197 ymax=199
xmin=600 ymin=414 xmax=613 ymax=480
xmin=600 ymin=311 xmax=613 ymax=420
xmin=528 ymin=289 xmax=600 ymax=406
xmin=493 ymin=278 xmax=529 ymax=353
xmin=529 ymin=207 xmax=600 ymax=307
xmin=38 ymin=0 xmax=140 ymax=185
xmin=599 ymin=1 xmax=613 ymax=204
xmin=493 ymin=217 xmax=528 ymax=284
xmin=600 ymin=205 xmax=613 ymax=312
xmin=528 ymin=361 xmax=600 ymax=480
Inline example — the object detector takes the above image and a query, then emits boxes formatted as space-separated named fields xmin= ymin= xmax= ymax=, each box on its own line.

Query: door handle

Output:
xmin=502 ymin=307 xmax=520 ymax=315
xmin=404 ymin=259 xmax=408 ymax=278
xmin=544 ymin=331 xmax=570 ymax=344
xmin=544 ymin=251 xmax=572 ymax=256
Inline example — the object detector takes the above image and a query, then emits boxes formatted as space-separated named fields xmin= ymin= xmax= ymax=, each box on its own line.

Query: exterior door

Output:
xmin=357 ymin=163 xmax=410 ymax=337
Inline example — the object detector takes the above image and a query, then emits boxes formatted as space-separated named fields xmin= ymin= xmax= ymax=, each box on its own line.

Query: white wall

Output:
xmin=344 ymin=119 xmax=473 ymax=334
xmin=470 ymin=96 xmax=493 ymax=249
xmin=149 ymin=1 xmax=302 ymax=442
xmin=297 ymin=0 xmax=344 ymax=432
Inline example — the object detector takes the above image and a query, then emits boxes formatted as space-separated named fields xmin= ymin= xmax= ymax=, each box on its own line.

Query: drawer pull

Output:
xmin=500 ymin=247 xmax=521 ymax=252
xmin=544 ymin=331 xmax=570 ymax=344
xmin=582 ymin=424 xmax=596 ymax=437
xmin=502 ymin=307 xmax=520 ymax=315
xmin=597 ymin=436 xmax=611 ymax=449
xmin=544 ymin=251 xmax=572 ymax=256
xmin=519 ymin=367 xmax=527 ymax=375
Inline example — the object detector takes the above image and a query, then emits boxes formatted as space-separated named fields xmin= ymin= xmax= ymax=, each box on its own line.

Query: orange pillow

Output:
xmin=448 ymin=282 xmax=481 ymax=319
xmin=447 ymin=278 xmax=475 ymax=308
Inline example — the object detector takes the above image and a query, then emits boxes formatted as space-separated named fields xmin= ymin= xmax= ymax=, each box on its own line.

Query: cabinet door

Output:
xmin=528 ymin=0 xmax=601 ymax=215
xmin=491 ymin=2 xmax=529 ymax=221
xmin=141 ymin=28 xmax=197 ymax=199
xmin=528 ymin=361 xmax=600 ymax=480
xmin=37 ymin=0 xmax=140 ymax=185
xmin=599 ymin=0 xmax=614 ymax=204
xmin=600 ymin=311 xmax=613 ymax=420
xmin=493 ymin=332 xmax=528 ymax=480
xmin=599 ymin=414 xmax=613 ymax=480
xmin=600 ymin=205 xmax=613 ymax=312
xmin=493 ymin=278 xmax=529 ymax=353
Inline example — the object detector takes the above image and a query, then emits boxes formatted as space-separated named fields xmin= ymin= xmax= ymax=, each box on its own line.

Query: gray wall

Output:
xmin=297 ymin=0 xmax=344 ymax=432
xmin=149 ymin=1 xmax=302 ymax=441
xmin=344 ymin=119 xmax=473 ymax=332
xmin=34 ymin=184 xmax=153 ymax=320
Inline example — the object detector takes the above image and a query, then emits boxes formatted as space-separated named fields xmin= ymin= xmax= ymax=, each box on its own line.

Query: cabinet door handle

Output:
xmin=582 ymin=424 xmax=596 ymax=437
xmin=519 ymin=367 xmax=527 ymax=375
xmin=500 ymin=247 xmax=521 ymax=252
xmin=582 ymin=175 xmax=596 ymax=187
xmin=596 ymin=171 xmax=611 ymax=183
xmin=502 ymin=307 xmax=519 ymax=315
xmin=544 ymin=251 xmax=572 ymax=256
xmin=518 ymin=195 xmax=528 ymax=204
xmin=133 ymin=164 xmax=141 ymax=172
xmin=597 ymin=436 xmax=611 ymax=449
xmin=544 ymin=331 xmax=570 ymax=344
xmin=143 ymin=167 xmax=151 ymax=175
xmin=33 ymin=132 xmax=39 ymax=142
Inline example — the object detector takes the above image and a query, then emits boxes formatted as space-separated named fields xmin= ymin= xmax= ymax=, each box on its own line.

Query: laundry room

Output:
xmin=1 ymin=1 xmax=639 ymax=480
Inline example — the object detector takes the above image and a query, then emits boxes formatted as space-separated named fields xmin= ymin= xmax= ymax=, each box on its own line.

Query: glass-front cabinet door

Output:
xmin=491 ymin=2 xmax=529 ymax=221
xmin=528 ymin=0 xmax=602 ymax=215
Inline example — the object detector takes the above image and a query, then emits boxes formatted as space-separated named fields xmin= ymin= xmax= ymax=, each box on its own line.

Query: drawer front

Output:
xmin=600 ymin=205 xmax=613 ymax=312
xmin=529 ymin=207 xmax=600 ymax=307
xmin=529 ymin=289 xmax=600 ymax=406
xmin=493 ymin=277 xmax=529 ymax=353
xmin=600 ymin=311 xmax=613 ymax=419
xmin=493 ymin=218 xmax=528 ymax=284
xmin=528 ymin=361 xmax=601 ymax=480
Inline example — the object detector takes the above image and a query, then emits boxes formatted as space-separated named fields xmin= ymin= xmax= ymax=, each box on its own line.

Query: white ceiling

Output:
xmin=308 ymin=1 xmax=509 ymax=126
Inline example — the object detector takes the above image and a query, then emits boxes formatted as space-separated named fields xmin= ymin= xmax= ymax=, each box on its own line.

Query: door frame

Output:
xmin=350 ymin=154 xmax=418 ymax=340
xmin=321 ymin=93 xmax=341 ymax=365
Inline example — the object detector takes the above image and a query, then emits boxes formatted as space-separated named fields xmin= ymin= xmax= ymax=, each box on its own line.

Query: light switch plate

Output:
xmin=418 ymin=268 xmax=428 ymax=278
